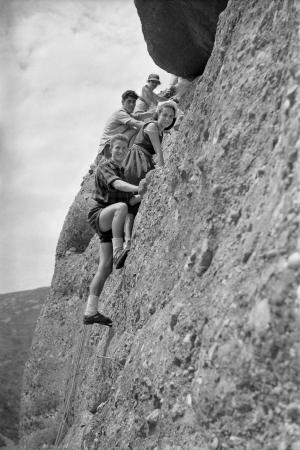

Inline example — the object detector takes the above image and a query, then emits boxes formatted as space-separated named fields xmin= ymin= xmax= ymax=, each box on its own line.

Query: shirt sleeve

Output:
xmin=114 ymin=109 xmax=132 ymax=126
xmin=98 ymin=164 xmax=121 ymax=186
xmin=143 ymin=121 xmax=158 ymax=137
xmin=132 ymin=110 xmax=153 ymax=121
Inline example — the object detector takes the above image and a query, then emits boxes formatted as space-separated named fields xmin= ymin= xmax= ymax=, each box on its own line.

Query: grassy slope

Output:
xmin=0 ymin=287 xmax=49 ymax=443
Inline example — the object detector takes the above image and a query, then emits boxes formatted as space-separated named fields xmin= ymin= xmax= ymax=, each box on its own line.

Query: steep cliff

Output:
xmin=20 ymin=1 xmax=300 ymax=449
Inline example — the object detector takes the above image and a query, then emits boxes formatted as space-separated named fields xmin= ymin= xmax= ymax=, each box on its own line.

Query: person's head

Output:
xmin=154 ymin=100 xmax=177 ymax=131
xmin=110 ymin=134 xmax=129 ymax=164
xmin=121 ymin=90 xmax=138 ymax=114
xmin=147 ymin=73 xmax=161 ymax=91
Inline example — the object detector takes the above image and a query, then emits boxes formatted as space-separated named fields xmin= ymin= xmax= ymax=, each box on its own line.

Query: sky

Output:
xmin=0 ymin=0 xmax=171 ymax=293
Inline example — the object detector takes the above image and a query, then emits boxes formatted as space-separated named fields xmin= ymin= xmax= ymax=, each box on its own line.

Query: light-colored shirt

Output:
xmin=98 ymin=108 xmax=134 ymax=154
xmin=135 ymin=85 xmax=165 ymax=113
xmin=98 ymin=108 xmax=152 ymax=155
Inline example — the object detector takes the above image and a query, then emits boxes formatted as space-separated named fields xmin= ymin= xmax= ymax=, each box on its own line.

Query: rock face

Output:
xmin=20 ymin=1 xmax=300 ymax=449
xmin=134 ymin=0 xmax=228 ymax=78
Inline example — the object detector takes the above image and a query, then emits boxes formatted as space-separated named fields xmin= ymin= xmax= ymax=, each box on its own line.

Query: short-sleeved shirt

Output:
xmin=92 ymin=159 xmax=134 ymax=208
xmin=98 ymin=108 xmax=147 ymax=154
xmin=135 ymin=85 xmax=162 ymax=113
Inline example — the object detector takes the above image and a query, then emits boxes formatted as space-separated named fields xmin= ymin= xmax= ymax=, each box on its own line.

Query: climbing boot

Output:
xmin=83 ymin=312 xmax=112 ymax=327
xmin=113 ymin=248 xmax=129 ymax=269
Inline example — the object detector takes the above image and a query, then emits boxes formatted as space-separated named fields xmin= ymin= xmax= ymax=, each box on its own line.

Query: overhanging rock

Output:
xmin=134 ymin=0 xmax=228 ymax=79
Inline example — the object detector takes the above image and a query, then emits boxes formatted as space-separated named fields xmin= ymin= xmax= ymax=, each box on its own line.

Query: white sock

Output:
xmin=124 ymin=239 xmax=131 ymax=249
xmin=84 ymin=294 xmax=99 ymax=316
xmin=112 ymin=237 xmax=123 ymax=254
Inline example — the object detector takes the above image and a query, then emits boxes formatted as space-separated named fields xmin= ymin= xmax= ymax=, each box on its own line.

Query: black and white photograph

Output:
xmin=0 ymin=1 xmax=299 ymax=449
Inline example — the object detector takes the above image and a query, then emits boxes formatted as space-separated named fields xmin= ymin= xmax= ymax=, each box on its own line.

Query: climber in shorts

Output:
xmin=84 ymin=134 xmax=142 ymax=326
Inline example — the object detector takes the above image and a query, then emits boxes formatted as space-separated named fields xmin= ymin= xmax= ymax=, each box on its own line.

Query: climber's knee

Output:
xmin=114 ymin=202 xmax=128 ymax=216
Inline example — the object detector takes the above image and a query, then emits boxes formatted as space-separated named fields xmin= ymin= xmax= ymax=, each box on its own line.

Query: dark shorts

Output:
xmin=87 ymin=204 xmax=113 ymax=243
xmin=128 ymin=203 xmax=140 ymax=216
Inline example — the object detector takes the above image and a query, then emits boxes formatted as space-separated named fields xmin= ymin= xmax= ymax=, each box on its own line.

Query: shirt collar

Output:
xmin=109 ymin=158 xmax=124 ymax=171
xmin=120 ymin=107 xmax=132 ymax=117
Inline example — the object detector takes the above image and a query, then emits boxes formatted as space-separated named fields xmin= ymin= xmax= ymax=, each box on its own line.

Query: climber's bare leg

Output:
xmin=98 ymin=203 xmax=129 ymax=269
xmin=90 ymin=242 xmax=113 ymax=297
xmin=83 ymin=242 xmax=113 ymax=326
xmin=124 ymin=213 xmax=135 ymax=250
xmin=98 ymin=202 xmax=128 ymax=237
xmin=83 ymin=203 xmax=128 ymax=325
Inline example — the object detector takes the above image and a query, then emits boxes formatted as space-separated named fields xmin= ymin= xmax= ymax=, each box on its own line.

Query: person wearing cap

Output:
xmin=98 ymin=90 xmax=153 ymax=160
xmin=134 ymin=74 xmax=168 ymax=114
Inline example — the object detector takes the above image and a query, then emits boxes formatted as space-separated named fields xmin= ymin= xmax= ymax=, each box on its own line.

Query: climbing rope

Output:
xmin=54 ymin=325 xmax=90 ymax=449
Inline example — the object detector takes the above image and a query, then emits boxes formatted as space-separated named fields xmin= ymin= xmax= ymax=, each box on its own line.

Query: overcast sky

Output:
xmin=0 ymin=0 xmax=171 ymax=293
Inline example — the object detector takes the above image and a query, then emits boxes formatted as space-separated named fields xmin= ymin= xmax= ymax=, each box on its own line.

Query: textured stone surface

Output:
xmin=134 ymin=0 xmax=228 ymax=78
xmin=20 ymin=0 xmax=300 ymax=449
xmin=55 ymin=173 xmax=95 ymax=258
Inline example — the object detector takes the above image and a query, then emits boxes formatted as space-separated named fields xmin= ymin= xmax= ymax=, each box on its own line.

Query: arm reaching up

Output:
xmin=145 ymin=122 xmax=164 ymax=167
xmin=127 ymin=118 xmax=144 ymax=130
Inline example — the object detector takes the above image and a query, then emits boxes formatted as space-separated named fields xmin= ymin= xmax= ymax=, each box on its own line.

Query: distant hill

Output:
xmin=0 ymin=287 xmax=49 ymax=445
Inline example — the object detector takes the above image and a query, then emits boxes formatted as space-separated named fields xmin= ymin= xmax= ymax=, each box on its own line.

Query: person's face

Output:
xmin=157 ymin=106 xmax=175 ymax=130
xmin=122 ymin=96 xmax=136 ymax=113
xmin=148 ymin=80 xmax=160 ymax=91
xmin=111 ymin=139 xmax=128 ymax=164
